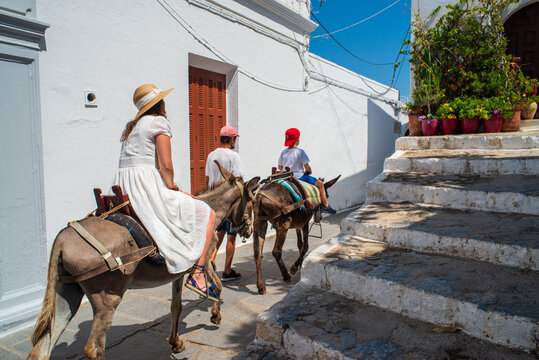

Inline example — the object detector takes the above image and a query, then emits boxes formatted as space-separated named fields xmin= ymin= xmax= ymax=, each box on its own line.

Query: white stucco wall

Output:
xmin=0 ymin=0 xmax=403 ymax=336
xmin=35 ymin=0 xmax=401 ymax=253
xmin=412 ymin=0 xmax=538 ymax=23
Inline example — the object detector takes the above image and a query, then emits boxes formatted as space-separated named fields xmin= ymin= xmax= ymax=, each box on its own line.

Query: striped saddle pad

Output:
xmin=276 ymin=179 xmax=321 ymax=211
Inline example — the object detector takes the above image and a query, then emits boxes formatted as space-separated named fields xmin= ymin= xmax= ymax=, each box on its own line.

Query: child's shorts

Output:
xmin=216 ymin=220 xmax=237 ymax=236
xmin=299 ymin=174 xmax=317 ymax=185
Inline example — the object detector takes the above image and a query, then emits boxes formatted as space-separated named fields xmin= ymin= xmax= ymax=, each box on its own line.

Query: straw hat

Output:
xmin=133 ymin=84 xmax=173 ymax=119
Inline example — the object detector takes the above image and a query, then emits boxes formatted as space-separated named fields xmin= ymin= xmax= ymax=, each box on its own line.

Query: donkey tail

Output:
xmin=30 ymin=244 xmax=60 ymax=346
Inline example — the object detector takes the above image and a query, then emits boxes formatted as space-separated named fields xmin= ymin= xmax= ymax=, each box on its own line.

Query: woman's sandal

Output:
xmin=185 ymin=264 xmax=219 ymax=302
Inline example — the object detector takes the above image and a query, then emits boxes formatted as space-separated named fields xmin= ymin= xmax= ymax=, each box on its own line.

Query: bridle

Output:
xmin=228 ymin=180 xmax=253 ymax=235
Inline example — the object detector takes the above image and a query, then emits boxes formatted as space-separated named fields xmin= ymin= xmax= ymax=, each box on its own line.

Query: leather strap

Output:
xmin=58 ymin=245 xmax=155 ymax=283
xmin=68 ymin=221 xmax=120 ymax=271
xmin=257 ymin=191 xmax=306 ymax=217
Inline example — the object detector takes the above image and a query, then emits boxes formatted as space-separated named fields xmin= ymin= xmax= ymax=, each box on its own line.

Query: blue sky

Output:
xmin=308 ymin=0 xmax=411 ymax=100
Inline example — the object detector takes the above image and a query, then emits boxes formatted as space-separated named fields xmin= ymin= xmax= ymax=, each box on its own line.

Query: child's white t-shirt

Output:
xmin=278 ymin=148 xmax=310 ymax=178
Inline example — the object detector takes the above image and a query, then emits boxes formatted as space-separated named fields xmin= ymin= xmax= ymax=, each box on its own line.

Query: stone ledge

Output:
xmin=340 ymin=201 xmax=539 ymax=270
xmin=384 ymin=149 xmax=539 ymax=175
xmin=302 ymin=235 xmax=539 ymax=351
xmin=396 ymin=130 xmax=539 ymax=151
xmin=252 ymin=281 xmax=535 ymax=359
xmin=367 ymin=172 xmax=539 ymax=215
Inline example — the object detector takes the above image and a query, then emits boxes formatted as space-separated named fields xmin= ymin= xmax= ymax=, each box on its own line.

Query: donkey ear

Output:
xmin=214 ymin=160 xmax=234 ymax=180
xmin=246 ymin=177 xmax=260 ymax=192
xmin=324 ymin=175 xmax=341 ymax=190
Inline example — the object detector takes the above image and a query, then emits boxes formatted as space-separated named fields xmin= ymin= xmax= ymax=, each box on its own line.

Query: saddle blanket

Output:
xmin=276 ymin=179 xmax=321 ymax=210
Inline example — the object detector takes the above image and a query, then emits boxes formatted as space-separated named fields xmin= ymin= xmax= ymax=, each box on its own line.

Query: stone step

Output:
xmin=396 ymin=132 xmax=539 ymax=151
xmin=366 ymin=172 xmax=539 ymax=215
xmin=302 ymin=235 xmax=539 ymax=351
xmin=340 ymin=202 xmax=539 ymax=270
xmin=384 ymin=149 xmax=539 ymax=175
xmin=253 ymin=281 xmax=535 ymax=359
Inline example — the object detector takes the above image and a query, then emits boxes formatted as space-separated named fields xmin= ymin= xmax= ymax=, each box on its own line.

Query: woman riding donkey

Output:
xmin=116 ymin=84 xmax=218 ymax=300
xmin=27 ymin=84 xmax=260 ymax=360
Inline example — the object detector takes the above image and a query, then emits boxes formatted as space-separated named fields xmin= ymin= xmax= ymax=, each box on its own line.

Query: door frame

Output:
xmin=187 ymin=53 xmax=238 ymax=192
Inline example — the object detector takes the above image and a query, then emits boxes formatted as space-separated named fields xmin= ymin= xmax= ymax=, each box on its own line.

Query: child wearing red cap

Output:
xmin=278 ymin=128 xmax=336 ymax=214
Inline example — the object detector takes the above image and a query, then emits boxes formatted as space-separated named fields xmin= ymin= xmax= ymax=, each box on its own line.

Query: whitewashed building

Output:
xmin=0 ymin=0 xmax=403 ymax=335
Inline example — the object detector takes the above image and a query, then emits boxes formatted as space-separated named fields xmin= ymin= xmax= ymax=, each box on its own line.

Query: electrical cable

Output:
xmin=312 ymin=0 xmax=402 ymax=39
xmin=311 ymin=0 xmax=325 ymax=14
xmin=158 ymin=0 xmax=400 ymax=104
xmin=157 ymin=0 xmax=305 ymax=92
xmin=310 ymin=12 xmax=395 ymax=66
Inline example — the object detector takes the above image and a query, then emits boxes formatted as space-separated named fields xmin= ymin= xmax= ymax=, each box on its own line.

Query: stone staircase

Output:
xmin=237 ymin=125 xmax=539 ymax=359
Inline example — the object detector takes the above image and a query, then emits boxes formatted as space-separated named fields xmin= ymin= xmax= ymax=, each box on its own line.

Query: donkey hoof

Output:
xmin=290 ymin=265 xmax=298 ymax=274
xmin=283 ymin=275 xmax=291 ymax=282
xmin=169 ymin=335 xmax=185 ymax=353
xmin=172 ymin=342 xmax=185 ymax=353
xmin=211 ymin=314 xmax=221 ymax=325
xmin=258 ymin=286 xmax=266 ymax=295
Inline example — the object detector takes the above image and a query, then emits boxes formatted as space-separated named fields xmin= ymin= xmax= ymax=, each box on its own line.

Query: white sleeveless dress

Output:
xmin=114 ymin=115 xmax=211 ymax=274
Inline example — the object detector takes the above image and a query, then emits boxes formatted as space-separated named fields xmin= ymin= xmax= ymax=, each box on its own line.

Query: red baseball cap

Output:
xmin=220 ymin=125 xmax=239 ymax=137
xmin=284 ymin=128 xmax=300 ymax=146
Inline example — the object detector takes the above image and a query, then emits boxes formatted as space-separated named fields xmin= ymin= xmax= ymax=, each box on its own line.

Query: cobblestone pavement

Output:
xmin=0 ymin=210 xmax=353 ymax=360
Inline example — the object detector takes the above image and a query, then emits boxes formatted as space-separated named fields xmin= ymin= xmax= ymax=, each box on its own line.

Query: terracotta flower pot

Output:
xmin=408 ymin=111 xmax=423 ymax=136
xmin=483 ymin=115 xmax=503 ymax=133
xmin=522 ymin=102 xmax=537 ymax=120
xmin=421 ymin=118 xmax=439 ymax=136
xmin=440 ymin=118 xmax=459 ymax=135
xmin=502 ymin=109 xmax=521 ymax=132
xmin=461 ymin=117 xmax=481 ymax=134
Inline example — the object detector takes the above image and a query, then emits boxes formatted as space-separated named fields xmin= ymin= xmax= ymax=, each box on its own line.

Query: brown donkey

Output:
xmin=27 ymin=163 xmax=259 ymax=360
xmin=252 ymin=176 xmax=340 ymax=294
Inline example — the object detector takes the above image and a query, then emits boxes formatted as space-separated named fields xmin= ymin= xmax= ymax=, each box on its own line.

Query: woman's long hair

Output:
xmin=120 ymin=100 xmax=167 ymax=141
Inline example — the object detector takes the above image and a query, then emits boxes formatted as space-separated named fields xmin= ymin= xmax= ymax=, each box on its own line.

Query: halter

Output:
xmin=229 ymin=180 xmax=252 ymax=234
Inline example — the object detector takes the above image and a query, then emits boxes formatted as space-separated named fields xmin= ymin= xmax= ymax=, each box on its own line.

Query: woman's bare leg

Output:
xmin=191 ymin=209 xmax=216 ymax=289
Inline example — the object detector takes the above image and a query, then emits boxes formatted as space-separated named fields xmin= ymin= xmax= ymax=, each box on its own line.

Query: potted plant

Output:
xmin=419 ymin=113 xmax=439 ymax=136
xmin=403 ymin=101 xmax=423 ymax=136
xmin=522 ymin=78 xmax=539 ymax=120
xmin=436 ymin=102 xmax=458 ymax=135
xmin=452 ymin=97 xmax=482 ymax=134
xmin=483 ymin=97 xmax=511 ymax=133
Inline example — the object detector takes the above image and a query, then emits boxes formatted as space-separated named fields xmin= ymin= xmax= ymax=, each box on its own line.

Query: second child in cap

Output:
xmin=205 ymin=125 xmax=245 ymax=281
xmin=278 ymin=128 xmax=336 ymax=214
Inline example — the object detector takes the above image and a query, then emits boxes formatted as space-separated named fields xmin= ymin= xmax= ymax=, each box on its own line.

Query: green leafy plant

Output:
xmin=483 ymin=96 xmax=512 ymax=119
xmin=436 ymin=102 xmax=457 ymax=119
xmin=406 ymin=0 xmax=539 ymax=111
xmin=451 ymin=98 xmax=487 ymax=119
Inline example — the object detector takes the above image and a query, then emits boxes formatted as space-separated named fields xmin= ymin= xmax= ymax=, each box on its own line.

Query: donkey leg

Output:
xmin=201 ymin=233 xmax=222 ymax=324
xmin=291 ymin=223 xmax=310 ymax=274
xmin=83 ymin=289 xmax=124 ymax=360
xmin=27 ymin=282 xmax=84 ymax=360
xmin=272 ymin=228 xmax=291 ymax=282
xmin=290 ymin=229 xmax=304 ymax=274
xmin=253 ymin=220 xmax=268 ymax=294
xmin=168 ymin=277 xmax=185 ymax=353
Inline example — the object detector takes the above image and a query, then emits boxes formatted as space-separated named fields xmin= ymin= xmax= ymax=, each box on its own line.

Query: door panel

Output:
xmin=188 ymin=67 xmax=226 ymax=194
xmin=0 ymin=53 xmax=46 ymax=321
xmin=505 ymin=3 xmax=539 ymax=79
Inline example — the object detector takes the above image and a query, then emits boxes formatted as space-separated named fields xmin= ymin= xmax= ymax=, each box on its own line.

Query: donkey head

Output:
xmin=215 ymin=160 xmax=260 ymax=238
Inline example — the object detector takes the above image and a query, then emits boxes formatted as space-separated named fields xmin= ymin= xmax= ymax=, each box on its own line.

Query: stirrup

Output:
xmin=185 ymin=265 xmax=219 ymax=302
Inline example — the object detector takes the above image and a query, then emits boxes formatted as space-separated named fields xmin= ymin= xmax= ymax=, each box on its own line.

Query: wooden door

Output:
xmin=188 ymin=67 xmax=226 ymax=194
xmin=505 ymin=3 xmax=539 ymax=79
